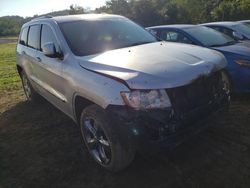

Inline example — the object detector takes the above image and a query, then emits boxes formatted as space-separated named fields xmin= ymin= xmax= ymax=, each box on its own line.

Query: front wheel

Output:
xmin=80 ymin=104 xmax=135 ymax=172
xmin=221 ymin=71 xmax=232 ymax=97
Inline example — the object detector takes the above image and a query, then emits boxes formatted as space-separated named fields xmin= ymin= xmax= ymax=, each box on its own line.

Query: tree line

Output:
xmin=1 ymin=0 xmax=250 ymax=37
xmin=96 ymin=0 xmax=250 ymax=26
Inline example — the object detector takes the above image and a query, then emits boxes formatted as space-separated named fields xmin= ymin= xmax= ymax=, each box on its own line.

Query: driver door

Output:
xmin=35 ymin=24 xmax=69 ymax=114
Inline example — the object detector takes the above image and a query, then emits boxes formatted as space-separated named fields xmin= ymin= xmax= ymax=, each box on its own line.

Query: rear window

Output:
xmin=19 ymin=27 xmax=28 ymax=45
xmin=27 ymin=25 xmax=41 ymax=49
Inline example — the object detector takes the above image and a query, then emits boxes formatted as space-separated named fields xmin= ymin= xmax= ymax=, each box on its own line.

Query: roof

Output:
xmin=53 ymin=14 xmax=125 ymax=23
xmin=238 ymin=20 xmax=250 ymax=23
xmin=29 ymin=14 xmax=125 ymax=24
xmin=147 ymin=24 xmax=196 ymax=30
xmin=201 ymin=21 xmax=239 ymax=27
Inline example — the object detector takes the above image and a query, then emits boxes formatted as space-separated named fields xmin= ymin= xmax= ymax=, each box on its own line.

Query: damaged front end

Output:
xmin=106 ymin=70 xmax=230 ymax=152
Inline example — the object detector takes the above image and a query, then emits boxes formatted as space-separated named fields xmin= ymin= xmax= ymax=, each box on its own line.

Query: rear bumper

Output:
xmin=106 ymin=96 xmax=229 ymax=154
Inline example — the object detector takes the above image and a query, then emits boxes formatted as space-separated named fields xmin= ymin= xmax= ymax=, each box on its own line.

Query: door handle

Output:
xmin=36 ymin=57 xmax=41 ymax=62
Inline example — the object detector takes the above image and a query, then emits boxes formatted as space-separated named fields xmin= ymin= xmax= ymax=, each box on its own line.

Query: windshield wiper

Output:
xmin=128 ymin=41 xmax=154 ymax=47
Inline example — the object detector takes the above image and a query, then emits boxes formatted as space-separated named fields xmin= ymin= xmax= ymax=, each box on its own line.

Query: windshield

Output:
xmin=233 ymin=23 xmax=250 ymax=36
xmin=184 ymin=26 xmax=236 ymax=47
xmin=59 ymin=18 xmax=157 ymax=56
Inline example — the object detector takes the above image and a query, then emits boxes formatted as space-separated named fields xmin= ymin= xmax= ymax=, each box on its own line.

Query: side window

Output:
xmin=221 ymin=27 xmax=234 ymax=39
xmin=27 ymin=25 xmax=41 ymax=49
xmin=210 ymin=26 xmax=222 ymax=32
xmin=209 ymin=26 xmax=223 ymax=33
xmin=211 ymin=26 xmax=234 ymax=38
xmin=160 ymin=30 xmax=192 ymax=44
xmin=19 ymin=27 xmax=28 ymax=45
xmin=165 ymin=31 xmax=178 ymax=41
xmin=41 ymin=24 xmax=60 ymax=53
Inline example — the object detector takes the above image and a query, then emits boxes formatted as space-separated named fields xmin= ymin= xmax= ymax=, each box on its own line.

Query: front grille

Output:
xmin=167 ymin=71 xmax=226 ymax=118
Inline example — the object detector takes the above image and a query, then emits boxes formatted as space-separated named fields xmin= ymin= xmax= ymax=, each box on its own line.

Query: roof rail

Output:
xmin=31 ymin=15 xmax=53 ymax=21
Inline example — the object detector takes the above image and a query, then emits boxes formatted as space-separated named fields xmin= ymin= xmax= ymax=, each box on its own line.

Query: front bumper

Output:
xmin=106 ymin=95 xmax=229 ymax=154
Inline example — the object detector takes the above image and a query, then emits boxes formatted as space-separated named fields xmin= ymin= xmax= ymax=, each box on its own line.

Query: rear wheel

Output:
xmin=80 ymin=104 xmax=135 ymax=172
xmin=20 ymin=71 xmax=41 ymax=102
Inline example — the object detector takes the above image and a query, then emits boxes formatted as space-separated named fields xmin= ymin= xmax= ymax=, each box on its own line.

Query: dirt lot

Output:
xmin=1 ymin=40 xmax=250 ymax=188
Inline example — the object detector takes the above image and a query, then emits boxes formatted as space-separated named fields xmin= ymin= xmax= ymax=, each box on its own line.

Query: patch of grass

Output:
xmin=0 ymin=43 xmax=21 ymax=92
xmin=0 ymin=43 xmax=24 ymax=112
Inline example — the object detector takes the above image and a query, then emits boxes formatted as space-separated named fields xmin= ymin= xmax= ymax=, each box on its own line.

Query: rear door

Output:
xmin=21 ymin=24 xmax=41 ymax=91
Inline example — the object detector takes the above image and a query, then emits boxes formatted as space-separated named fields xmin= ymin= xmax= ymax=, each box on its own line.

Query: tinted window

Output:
xmin=27 ymin=25 xmax=40 ymax=49
xmin=19 ymin=27 xmax=28 ymax=45
xmin=41 ymin=24 xmax=60 ymax=53
xmin=184 ymin=26 xmax=236 ymax=47
xmin=59 ymin=18 xmax=157 ymax=56
xmin=160 ymin=30 xmax=192 ymax=44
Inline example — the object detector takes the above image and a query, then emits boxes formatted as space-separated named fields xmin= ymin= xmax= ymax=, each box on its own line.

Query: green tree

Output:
xmin=69 ymin=4 xmax=84 ymax=15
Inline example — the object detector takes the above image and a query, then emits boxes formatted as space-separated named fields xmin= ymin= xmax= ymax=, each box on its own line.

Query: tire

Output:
xmin=80 ymin=104 xmax=135 ymax=172
xmin=20 ymin=71 xmax=41 ymax=102
xmin=221 ymin=70 xmax=233 ymax=96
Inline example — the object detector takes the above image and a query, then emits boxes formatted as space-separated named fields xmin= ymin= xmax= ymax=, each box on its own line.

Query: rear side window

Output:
xmin=41 ymin=24 xmax=60 ymax=53
xmin=27 ymin=25 xmax=41 ymax=49
xmin=19 ymin=27 xmax=28 ymax=45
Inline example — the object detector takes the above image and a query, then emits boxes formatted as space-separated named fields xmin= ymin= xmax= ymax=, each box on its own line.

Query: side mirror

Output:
xmin=19 ymin=40 xmax=25 ymax=45
xmin=233 ymin=31 xmax=244 ymax=40
xmin=42 ymin=42 xmax=63 ymax=58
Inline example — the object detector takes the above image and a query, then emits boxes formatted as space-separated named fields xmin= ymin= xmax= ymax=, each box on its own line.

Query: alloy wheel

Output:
xmin=82 ymin=118 xmax=112 ymax=165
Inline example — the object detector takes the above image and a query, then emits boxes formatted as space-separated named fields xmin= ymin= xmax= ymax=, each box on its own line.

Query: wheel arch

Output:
xmin=16 ymin=64 xmax=23 ymax=75
xmin=73 ymin=94 xmax=96 ymax=124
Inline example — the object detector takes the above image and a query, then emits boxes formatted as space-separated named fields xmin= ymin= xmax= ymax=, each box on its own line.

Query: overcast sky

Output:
xmin=0 ymin=0 xmax=107 ymax=17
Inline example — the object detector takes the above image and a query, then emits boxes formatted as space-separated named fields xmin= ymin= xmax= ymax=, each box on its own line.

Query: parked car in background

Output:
xmin=17 ymin=15 xmax=230 ymax=171
xmin=238 ymin=20 xmax=250 ymax=26
xmin=201 ymin=22 xmax=250 ymax=42
xmin=147 ymin=25 xmax=250 ymax=93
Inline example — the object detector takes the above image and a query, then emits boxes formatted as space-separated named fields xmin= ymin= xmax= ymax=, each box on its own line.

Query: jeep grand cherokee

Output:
xmin=16 ymin=14 xmax=230 ymax=171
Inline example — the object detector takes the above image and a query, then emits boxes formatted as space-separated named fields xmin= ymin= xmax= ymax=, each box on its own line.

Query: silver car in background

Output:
xmin=16 ymin=14 xmax=230 ymax=171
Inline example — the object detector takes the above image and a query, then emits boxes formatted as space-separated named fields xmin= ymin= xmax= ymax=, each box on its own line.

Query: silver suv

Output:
xmin=16 ymin=14 xmax=230 ymax=171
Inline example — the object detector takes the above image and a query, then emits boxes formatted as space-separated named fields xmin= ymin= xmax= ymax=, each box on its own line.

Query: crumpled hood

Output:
xmin=213 ymin=42 xmax=250 ymax=57
xmin=77 ymin=42 xmax=227 ymax=89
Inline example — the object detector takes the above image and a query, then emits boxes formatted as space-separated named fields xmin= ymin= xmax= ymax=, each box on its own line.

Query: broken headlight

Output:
xmin=120 ymin=89 xmax=171 ymax=110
